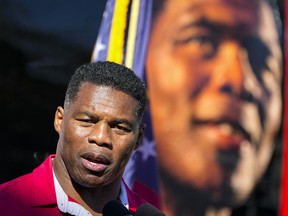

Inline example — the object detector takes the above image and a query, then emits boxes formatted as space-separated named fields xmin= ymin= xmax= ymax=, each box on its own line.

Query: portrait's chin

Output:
xmin=230 ymin=141 xmax=258 ymax=205
xmin=226 ymin=185 xmax=256 ymax=210
xmin=159 ymin=165 xmax=236 ymax=211
xmin=158 ymin=145 xmax=259 ymax=210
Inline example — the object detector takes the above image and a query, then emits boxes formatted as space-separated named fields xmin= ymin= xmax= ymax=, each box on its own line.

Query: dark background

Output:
xmin=0 ymin=1 xmax=284 ymax=216
xmin=0 ymin=0 xmax=107 ymax=182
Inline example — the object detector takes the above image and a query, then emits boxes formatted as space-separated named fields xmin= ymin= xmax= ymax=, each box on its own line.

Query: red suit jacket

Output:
xmin=0 ymin=155 xmax=146 ymax=215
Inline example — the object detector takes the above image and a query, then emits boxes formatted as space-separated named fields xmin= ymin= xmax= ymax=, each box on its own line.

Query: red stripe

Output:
xmin=280 ymin=2 xmax=288 ymax=215
xmin=133 ymin=180 xmax=161 ymax=210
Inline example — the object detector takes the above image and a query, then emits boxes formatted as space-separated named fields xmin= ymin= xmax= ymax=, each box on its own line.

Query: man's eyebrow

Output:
xmin=81 ymin=111 xmax=136 ymax=127
xmin=82 ymin=111 xmax=97 ymax=118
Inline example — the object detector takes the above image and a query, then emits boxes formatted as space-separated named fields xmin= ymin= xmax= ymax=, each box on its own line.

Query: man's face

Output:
xmin=54 ymin=84 xmax=144 ymax=188
xmin=146 ymin=0 xmax=282 ymax=205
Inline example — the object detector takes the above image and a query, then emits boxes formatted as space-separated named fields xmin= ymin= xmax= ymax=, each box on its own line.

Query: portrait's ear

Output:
xmin=134 ymin=123 xmax=146 ymax=150
xmin=54 ymin=106 xmax=64 ymax=134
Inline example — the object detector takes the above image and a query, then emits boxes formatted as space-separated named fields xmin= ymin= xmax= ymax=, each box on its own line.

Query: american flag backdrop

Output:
xmin=91 ymin=0 xmax=285 ymax=213
xmin=90 ymin=0 xmax=160 ymax=208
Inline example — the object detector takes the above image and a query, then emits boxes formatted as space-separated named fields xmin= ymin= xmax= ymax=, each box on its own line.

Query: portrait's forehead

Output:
xmin=221 ymin=0 xmax=259 ymax=7
xmin=258 ymin=0 xmax=282 ymax=80
xmin=162 ymin=0 xmax=259 ymax=8
xmin=153 ymin=0 xmax=262 ymax=35
xmin=158 ymin=0 xmax=261 ymax=20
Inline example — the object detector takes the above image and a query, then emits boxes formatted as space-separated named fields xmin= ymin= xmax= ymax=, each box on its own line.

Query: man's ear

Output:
xmin=54 ymin=106 xmax=64 ymax=134
xmin=134 ymin=123 xmax=146 ymax=150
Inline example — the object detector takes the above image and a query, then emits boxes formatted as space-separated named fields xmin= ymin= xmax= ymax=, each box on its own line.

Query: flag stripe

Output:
xmin=90 ymin=0 xmax=115 ymax=62
xmin=131 ymin=0 xmax=152 ymax=78
xmin=280 ymin=1 xmax=288 ymax=215
xmin=107 ymin=0 xmax=130 ymax=64
xmin=125 ymin=0 xmax=141 ymax=69
xmin=91 ymin=0 xmax=159 ymax=208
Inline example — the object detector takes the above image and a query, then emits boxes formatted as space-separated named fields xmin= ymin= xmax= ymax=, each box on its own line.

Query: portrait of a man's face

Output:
xmin=146 ymin=0 xmax=282 ymax=211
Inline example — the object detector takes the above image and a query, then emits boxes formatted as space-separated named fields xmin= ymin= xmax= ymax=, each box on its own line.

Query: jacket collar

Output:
xmin=31 ymin=154 xmax=57 ymax=206
xmin=30 ymin=154 xmax=146 ymax=212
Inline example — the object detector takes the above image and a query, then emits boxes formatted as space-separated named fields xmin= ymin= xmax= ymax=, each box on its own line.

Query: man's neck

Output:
xmin=52 ymin=155 xmax=123 ymax=215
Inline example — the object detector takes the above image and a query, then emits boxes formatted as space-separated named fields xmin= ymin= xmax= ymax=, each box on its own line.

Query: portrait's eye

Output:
xmin=242 ymin=36 xmax=271 ymax=80
xmin=175 ymin=34 xmax=211 ymax=46
xmin=173 ymin=31 xmax=218 ymax=59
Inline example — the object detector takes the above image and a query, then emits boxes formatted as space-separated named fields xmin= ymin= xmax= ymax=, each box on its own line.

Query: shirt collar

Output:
xmin=53 ymin=168 xmax=129 ymax=215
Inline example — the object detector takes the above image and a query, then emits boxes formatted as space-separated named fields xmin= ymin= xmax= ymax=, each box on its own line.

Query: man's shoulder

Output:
xmin=0 ymin=173 xmax=33 ymax=214
xmin=0 ymin=173 xmax=33 ymax=197
xmin=0 ymin=155 xmax=53 ymax=195
xmin=0 ymin=156 xmax=56 ymax=215
xmin=0 ymin=173 xmax=32 ymax=194
xmin=0 ymin=155 xmax=55 ymax=198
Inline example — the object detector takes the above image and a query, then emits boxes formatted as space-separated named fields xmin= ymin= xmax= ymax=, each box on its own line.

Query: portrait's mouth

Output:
xmin=81 ymin=152 xmax=111 ymax=172
xmin=192 ymin=117 xmax=251 ymax=145
xmin=192 ymin=117 xmax=251 ymax=172
xmin=217 ymin=148 xmax=240 ymax=172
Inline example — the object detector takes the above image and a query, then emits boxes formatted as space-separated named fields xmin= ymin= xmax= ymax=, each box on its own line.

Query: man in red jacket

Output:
xmin=0 ymin=61 xmax=148 ymax=216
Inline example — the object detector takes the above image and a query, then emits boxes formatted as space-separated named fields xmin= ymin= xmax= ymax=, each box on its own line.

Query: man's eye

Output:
xmin=77 ymin=119 xmax=94 ymax=125
xmin=113 ymin=125 xmax=131 ymax=133
xmin=81 ymin=119 xmax=92 ymax=122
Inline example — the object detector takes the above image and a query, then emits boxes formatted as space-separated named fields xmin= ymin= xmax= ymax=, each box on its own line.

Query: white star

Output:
xmin=137 ymin=138 xmax=156 ymax=161
xmin=92 ymin=35 xmax=106 ymax=61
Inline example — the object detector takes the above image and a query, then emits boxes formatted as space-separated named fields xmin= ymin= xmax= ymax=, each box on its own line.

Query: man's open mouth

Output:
xmin=81 ymin=152 xmax=111 ymax=172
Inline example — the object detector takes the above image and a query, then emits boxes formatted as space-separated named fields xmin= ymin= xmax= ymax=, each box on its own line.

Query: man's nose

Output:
xmin=88 ymin=122 xmax=112 ymax=148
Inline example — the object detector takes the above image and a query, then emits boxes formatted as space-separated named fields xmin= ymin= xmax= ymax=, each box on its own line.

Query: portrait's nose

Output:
xmin=88 ymin=122 xmax=112 ymax=148
xmin=211 ymin=41 xmax=248 ymax=96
